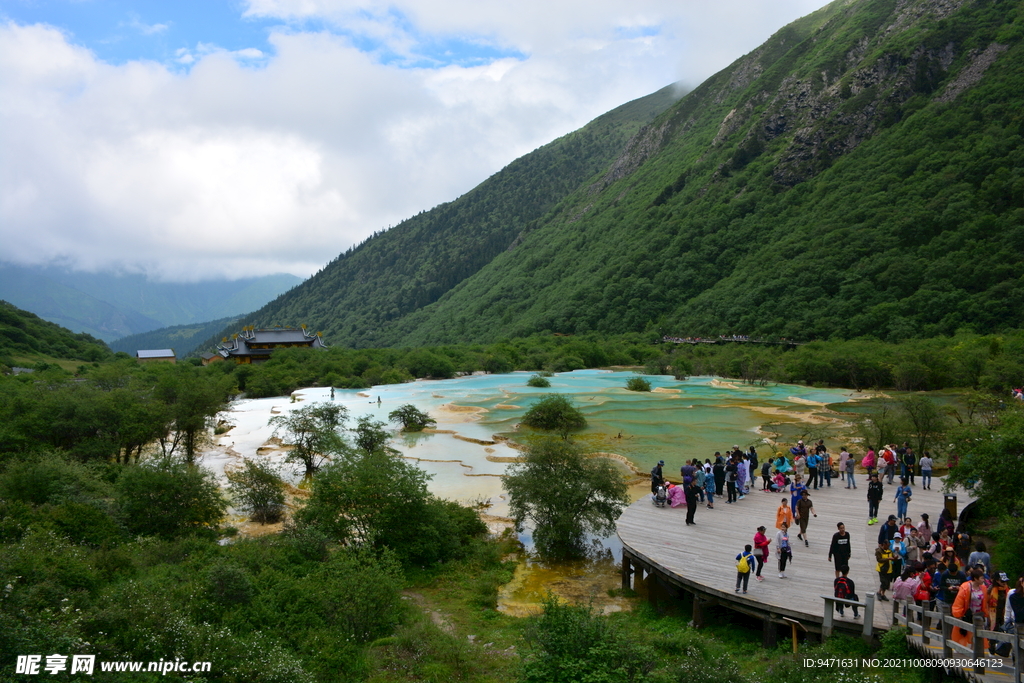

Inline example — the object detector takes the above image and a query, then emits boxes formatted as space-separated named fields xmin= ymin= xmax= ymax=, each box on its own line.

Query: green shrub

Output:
xmin=527 ymin=374 xmax=551 ymax=387
xmin=226 ymin=458 xmax=287 ymax=524
xmin=520 ymin=395 xmax=587 ymax=438
xmin=626 ymin=377 xmax=652 ymax=392
xmin=115 ymin=457 xmax=226 ymax=539
xmin=520 ymin=596 xmax=654 ymax=683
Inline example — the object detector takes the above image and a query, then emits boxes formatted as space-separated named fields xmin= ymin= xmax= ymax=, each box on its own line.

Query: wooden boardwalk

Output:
xmin=617 ymin=473 xmax=974 ymax=639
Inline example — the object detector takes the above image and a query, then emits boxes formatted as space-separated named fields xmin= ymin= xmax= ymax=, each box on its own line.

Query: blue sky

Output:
xmin=0 ymin=0 xmax=830 ymax=281
xmin=1 ymin=0 xmax=527 ymax=68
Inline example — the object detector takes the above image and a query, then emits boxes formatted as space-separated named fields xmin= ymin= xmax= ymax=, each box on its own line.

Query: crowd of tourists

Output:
xmin=648 ymin=441 xmax=1024 ymax=644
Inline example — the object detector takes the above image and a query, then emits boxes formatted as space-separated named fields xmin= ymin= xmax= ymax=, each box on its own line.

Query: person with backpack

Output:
xmin=725 ymin=457 xmax=739 ymax=503
xmin=882 ymin=445 xmax=897 ymax=484
xmin=736 ymin=544 xmax=756 ymax=593
xmin=761 ymin=458 xmax=772 ymax=491
xmin=753 ymin=526 xmax=771 ymax=582
xmin=828 ymin=522 xmax=852 ymax=578
xmin=834 ymin=566 xmax=860 ymax=618
xmin=789 ymin=474 xmax=807 ymax=516
xmin=866 ymin=474 xmax=883 ymax=525
xmin=952 ymin=568 xmax=990 ymax=648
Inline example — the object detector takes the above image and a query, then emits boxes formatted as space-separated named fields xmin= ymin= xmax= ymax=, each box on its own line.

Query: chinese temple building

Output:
xmin=216 ymin=326 xmax=327 ymax=363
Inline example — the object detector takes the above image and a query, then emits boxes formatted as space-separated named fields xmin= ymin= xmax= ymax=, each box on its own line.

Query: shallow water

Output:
xmin=202 ymin=370 xmax=856 ymax=611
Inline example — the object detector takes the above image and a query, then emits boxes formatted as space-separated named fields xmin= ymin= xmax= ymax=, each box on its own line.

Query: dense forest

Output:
xmin=0 ymin=301 xmax=112 ymax=367
xmin=204 ymin=0 xmax=1024 ymax=349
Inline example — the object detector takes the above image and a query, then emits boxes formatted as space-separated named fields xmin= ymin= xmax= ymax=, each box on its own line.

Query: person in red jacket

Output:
xmin=753 ymin=526 xmax=771 ymax=582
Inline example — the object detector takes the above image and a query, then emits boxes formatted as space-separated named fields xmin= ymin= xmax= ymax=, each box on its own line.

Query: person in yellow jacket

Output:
xmin=776 ymin=498 xmax=793 ymax=530
xmin=952 ymin=568 xmax=990 ymax=648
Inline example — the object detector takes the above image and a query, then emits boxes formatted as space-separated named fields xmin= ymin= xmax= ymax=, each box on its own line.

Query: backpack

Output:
xmin=835 ymin=577 xmax=852 ymax=600
xmin=736 ymin=554 xmax=750 ymax=573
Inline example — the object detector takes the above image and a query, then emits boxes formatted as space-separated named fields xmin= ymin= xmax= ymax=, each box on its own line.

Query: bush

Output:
xmin=226 ymin=459 xmax=287 ymax=524
xmin=520 ymin=597 xmax=653 ymax=683
xmin=388 ymin=404 xmax=437 ymax=432
xmin=115 ymin=457 xmax=226 ymax=538
xmin=527 ymin=374 xmax=551 ymax=387
xmin=626 ymin=377 xmax=652 ymax=392
xmin=520 ymin=395 xmax=587 ymax=439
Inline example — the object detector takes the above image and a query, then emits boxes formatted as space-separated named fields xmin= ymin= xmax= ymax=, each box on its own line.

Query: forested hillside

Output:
xmin=109 ymin=316 xmax=241 ymax=356
xmin=206 ymin=0 xmax=1024 ymax=348
xmin=0 ymin=301 xmax=112 ymax=367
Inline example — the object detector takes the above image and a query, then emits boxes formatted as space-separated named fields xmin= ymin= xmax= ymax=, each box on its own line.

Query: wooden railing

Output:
xmin=820 ymin=592 xmax=877 ymax=640
xmin=893 ymin=600 xmax=1022 ymax=682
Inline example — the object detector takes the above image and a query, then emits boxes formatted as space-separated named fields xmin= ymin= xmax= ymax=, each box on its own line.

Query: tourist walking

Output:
xmin=735 ymin=544 xmax=756 ymax=593
xmin=753 ymin=526 xmax=771 ymax=581
xmin=861 ymin=447 xmax=877 ymax=478
xmin=844 ymin=447 xmax=856 ymax=488
xmin=776 ymin=522 xmax=792 ymax=578
xmin=902 ymin=446 xmax=916 ymax=485
xmin=795 ymin=489 xmax=816 ymax=547
xmin=828 ymin=522 xmax=852 ymax=578
xmin=790 ymin=474 xmax=807 ymax=516
xmin=713 ymin=454 xmax=725 ymax=496
xmin=839 ymin=447 xmax=849 ymax=484
xmin=761 ymin=459 xmax=771 ymax=491
xmin=952 ymin=569 xmax=990 ymax=647
xmin=834 ymin=567 xmax=860 ymax=618
xmin=725 ymin=457 xmax=739 ymax=503
xmin=867 ymin=473 xmax=883 ymax=524
xmin=919 ymin=452 xmax=934 ymax=490
xmin=703 ymin=466 xmax=715 ymax=509
xmin=875 ymin=540 xmax=896 ymax=601
xmin=694 ymin=463 xmax=707 ymax=502
xmin=684 ymin=481 xmax=699 ymax=525
xmin=807 ymin=450 xmax=820 ymax=490
xmin=776 ymin=497 xmax=793 ymax=530
xmin=894 ymin=478 xmax=912 ymax=519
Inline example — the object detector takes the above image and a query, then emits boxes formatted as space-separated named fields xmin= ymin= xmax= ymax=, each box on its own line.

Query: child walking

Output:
xmin=736 ymin=544 xmax=756 ymax=594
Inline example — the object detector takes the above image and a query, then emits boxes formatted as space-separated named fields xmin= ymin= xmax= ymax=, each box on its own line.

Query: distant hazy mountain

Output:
xmin=0 ymin=263 xmax=302 ymax=342
xmin=108 ymin=316 xmax=242 ymax=356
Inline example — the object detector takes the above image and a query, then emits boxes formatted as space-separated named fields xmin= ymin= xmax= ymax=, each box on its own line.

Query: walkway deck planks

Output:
xmin=617 ymin=474 xmax=973 ymax=637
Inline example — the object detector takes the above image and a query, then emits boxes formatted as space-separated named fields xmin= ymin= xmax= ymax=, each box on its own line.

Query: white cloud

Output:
xmin=0 ymin=1 xmax=829 ymax=281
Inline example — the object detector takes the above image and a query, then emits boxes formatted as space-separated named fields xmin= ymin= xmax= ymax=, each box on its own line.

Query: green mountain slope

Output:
xmin=204 ymin=85 xmax=683 ymax=348
xmin=208 ymin=0 xmax=1024 ymax=348
xmin=0 ymin=300 xmax=112 ymax=366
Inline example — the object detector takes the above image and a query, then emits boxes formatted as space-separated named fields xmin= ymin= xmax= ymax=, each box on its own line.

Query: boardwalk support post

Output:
xmin=862 ymin=593 xmax=876 ymax=642
xmin=691 ymin=594 xmax=705 ymax=629
xmin=940 ymin=603 xmax=952 ymax=658
xmin=971 ymin=615 xmax=986 ymax=676
xmin=763 ymin=615 xmax=777 ymax=648
xmin=621 ymin=554 xmax=632 ymax=591
xmin=822 ymin=599 xmax=834 ymax=639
